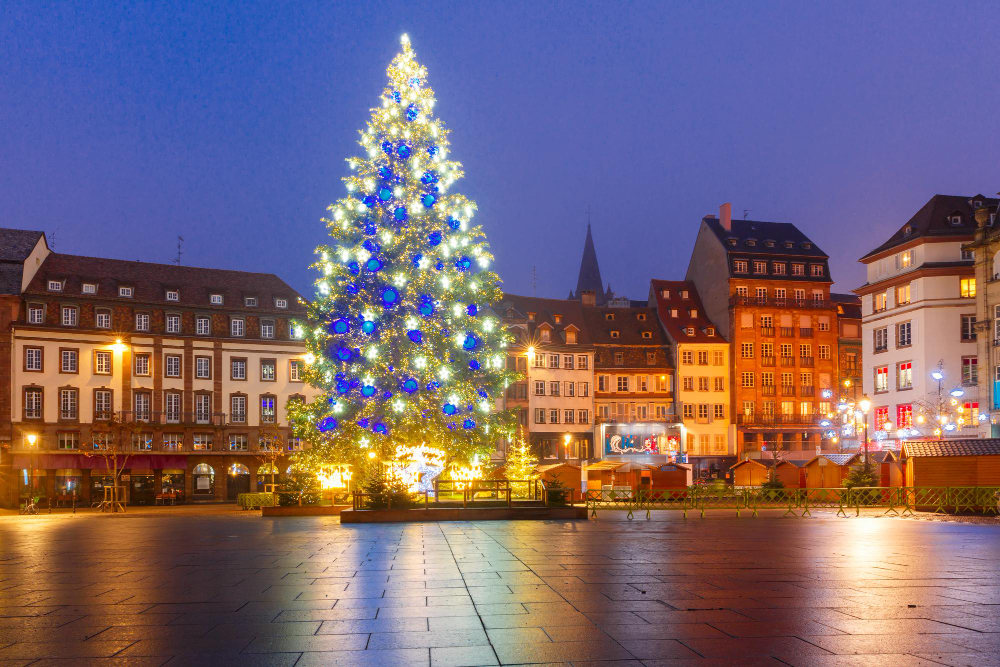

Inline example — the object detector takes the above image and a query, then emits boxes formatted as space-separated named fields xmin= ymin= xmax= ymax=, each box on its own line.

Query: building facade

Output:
xmin=1 ymin=230 xmax=317 ymax=507
xmin=855 ymin=194 xmax=994 ymax=445
xmin=581 ymin=296 xmax=679 ymax=465
xmin=963 ymin=196 xmax=1000 ymax=436
xmin=498 ymin=294 xmax=595 ymax=465
xmin=687 ymin=204 xmax=840 ymax=458
xmin=648 ymin=279 xmax=733 ymax=477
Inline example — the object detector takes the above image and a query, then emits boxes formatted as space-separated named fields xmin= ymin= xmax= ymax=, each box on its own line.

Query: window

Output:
xmin=579 ymin=382 xmax=589 ymax=397
xmin=962 ymin=356 xmax=978 ymax=385
xmin=534 ymin=381 xmax=545 ymax=396
xmin=164 ymin=354 xmax=180 ymax=377
xmin=563 ymin=354 xmax=574 ymax=369
xmin=549 ymin=381 xmax=560 ymax=396
xmin=742 ymin=401 xmax=755 ymax=416
xmin=610 ymin=330 xmax=620 ymax=339
xmin=564 ymin=409 xmax=575 ymax=424
xmin=164 ymin=392 xmax=180 ymax=423
xmin=682 ymin=376 xmax=694 ymax=391
xmin=196 ymin=317 xmax=211 ymax=335
xmin=774 ymin=288 xmax=786 ymax=303
xmin=741 ymin=372 xmax=755 ymax=388
xmin=961 ymin=248 xmax=974 ymax=261
xmin=772 ymin=262 xmax=786 ymax=275
xmin=817 ymin=317 xmax=830 ymax=332
xmin=245 ymin=297 xmax=258 ymax=307
xmin=287 ymin=437 xmax=303 ymax=451
xmin=963 ymin=401 xmax=980 ymax=426
xmin=166 ymin=314 xmax=180 ymax=333
xmin=135 ymin=313 xmax=149 ymax=331
xmin=231 ymin=318 xmax=245 ymax=337
xmin=812 ymin=291 xmax=824 ymax=304
xmin=818 ymin=345 xmax=831 ymax=360
xmin=195 ymin=394 xmax=212 ymax=422
xmin=617 ymin=376 xmax=629 ymax=392
xmin=875 ymin=366 xmax=889 ymax=393
xmin=229 ymin=434 xmax=248 ymax=452
xmin=791 ymin=263 xmax=805 ymax=276
xmin=60 ymin=388 xmax=78 ymax=420
xmin=578 ymin=410 xmax=589 ymax=424
xmin=61 ymin=306 xmax=78 ymax=326
xmin=682 ymin=404 xmax=694 ymax=419
xmin=549 ymin=408 xmax=559 ymax=424
xmin=874 ymin=406 xmax=889 ymax=432
xmin=896 ymin=284 xmax=911 ymax=306
xmin=874 ymin=292 xmax=887 ymax=312
xmin=895 ymin=250 xmax=913 ymax=270
xmin=741 ymin=342 xmax=754 ymax=358
xmin=47 ymin=280 xmax=62 ymax=291
xmin=58 ymin=432 xmax=79 ymax=450
xmin=24 ymin=388 xmax=42 ymax=419
xmin=25 ymin=347 xmax=42 ymax=371
xmin=874 ymin=327 xmax=888 ymax=352
xmin=698 ymin=377 xmax=709 ymax=392
xmin=736 ymin=285 xmax=748 ymax=297
xmin=95 ymin=309 xmax=111 ymax=328
xmin=119 ymin=286 xmax=133 ymax=298
xmin=614 ymin=352 xmax=624 ymax=365
xmin=534 ymin=408 xmax=545 ymax=424
xmin=231 ymin=395 xmax=247 ymax=423
xmin=810 ymin=264 xmax=824 ymax=277
xmin=82 ymin=283 xmax=96 ymax=294
xmin=95 ymin=350 xmax=111 ymax=375
xmin=290 ymin=324 xmax=303 ymax=339
xmin=577 ymin=355 xmax=588 ymax=370
xmin=565 ymin=381 xmax=575 ymax=397
xmin=755 ymin=287 xmax=767 ymax=299
xmin=260 ymin=320 xmax=275 ymax=339
xmin=275 ymin=298 xmax=288 ymax=309
xmin=193 ymin=434 xmax=213 ymax=450
xmin=61 ymin=349 xmax=78 ymax=373
xmin=793 ymin=288 xmax=806 ymax=302
xmin=714 ymin=376 xmax=725 ymax=391
xmin=210 ymin=294 xmax=223 ymax=305
xmin=162 ymin=434 xmax=181 ymax=450
xmin=549 ymin=354 xmax=559 ymax=369
xmin=960 ymin=278 xmax=976 ymax=298
xmin=898 ymin=362 xmax=912 ymax=389
xmin=132 ymin=353 xmax=149 ymax=376
xmin=897 ymin=321 xmax=911 ymax=347
xmin=195 ymin=356 xmax=211 ymax=379
xmin=799 ymin=344 xmax=811 ymax=358
xmin=780 ymin=343 xmax=792 ymax=359
xmin=681 ymin=350 xmax=693 ymax=365
xmin=698 ymin=404 xmax=709 ymax=420
xmin=961 ymin=314 xmax=976 ymax=342
xmin=697 ymin=351 xmax=709 ymax=365
xmin=753 ymin=260 xmax=767 ymax=274
xmin=733 ymin=259 xmax=748 ymax=273
xmin=289 ymin=360 xmax=302 ymax=381
xmin=713 ymin=404 xmax=725 ymax=419
xmin=533 ymin=352 xmax=545 ymax=368
xmin=28 ymin=305 xmax=44 ymax=324
xmin=712 ymin=350 xmax=724 ymax=366
xmin=166 ymin=290 xmax=179 ymax=301
xmin=94 ymin=390 xmax=112 ymax=420
xmin=261 ymin=360 xmax=276 ymax=382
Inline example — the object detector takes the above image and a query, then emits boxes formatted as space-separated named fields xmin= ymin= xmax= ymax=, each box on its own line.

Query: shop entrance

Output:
xmin=226 ymin=463 xmax=250 ymax=500
xmin=192 ymin=463 xmax=215 ymax=499
xmin=129 ymin=473 xmax=156 ymax=505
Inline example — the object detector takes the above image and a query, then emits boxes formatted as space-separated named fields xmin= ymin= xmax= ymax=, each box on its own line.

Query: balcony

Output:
xmin=737 ymin=413 xmax=821 ymax=427
xmin=761 ymin=385 xmax=776 ymax=396
xmin=759 ymin=327 xmax=775 ymax=337
xmin=730 ymin=295 xmax=834 ymax=310
xmin=800 ymin=356 xmax=815 ymax=367
xmin=119 ymin=410 xmax=229 ymax=426
xmin=761 ymin=355 xmax=775 ymax=367
xmin=779 ymin=327 xmax=794 ymax=337
xmin=780 ymin=356 xmax=795 ymax=367
xmin=800 ymin=385 xmax=815 ymax=397
xmin=799 ymin=327 xmax=813 ymax=338
xmin=781 ymin=385 xmax=795 ymax=397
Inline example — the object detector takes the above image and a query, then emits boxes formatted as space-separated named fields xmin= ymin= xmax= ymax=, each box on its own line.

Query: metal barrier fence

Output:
xmin=585 ymin=486 xmax=1000 ymax=519
xmin=237 ymin=492 xmax=278 ymax=509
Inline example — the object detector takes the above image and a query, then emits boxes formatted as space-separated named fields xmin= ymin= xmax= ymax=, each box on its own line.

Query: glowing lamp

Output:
xmin=26 ymin=434 xmax=37 ymax=447
xmin=858 ymin=396 xmax=871 ymax=413
xmin=931 ymin=371 xmax=944 ymax=381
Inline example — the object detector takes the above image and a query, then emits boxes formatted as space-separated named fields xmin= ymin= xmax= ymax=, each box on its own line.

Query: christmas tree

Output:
xmin=290 ymin=35 xmax=515 ymax=474
xmin=504 ymin=428 xmax=537 ymax=498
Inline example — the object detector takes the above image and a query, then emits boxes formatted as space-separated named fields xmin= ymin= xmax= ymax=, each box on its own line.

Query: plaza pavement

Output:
xmin=1 ymin=507 xmax=999 ymax=666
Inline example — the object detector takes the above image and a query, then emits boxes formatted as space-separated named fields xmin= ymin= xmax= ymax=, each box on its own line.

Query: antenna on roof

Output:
xmin=532 ymin=265 xmax=537 ymax=296
xmin=743 ymin=209 xmax=750 ymax=220
xmin=174 ymin=236 xmax=184 ymax=265
xmin=49 ymin=230 xmax=57 ymax=250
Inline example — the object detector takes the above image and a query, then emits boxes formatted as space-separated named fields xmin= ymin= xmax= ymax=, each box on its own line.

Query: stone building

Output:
xmin=963 ymin=195 xmax=1000 ymax=437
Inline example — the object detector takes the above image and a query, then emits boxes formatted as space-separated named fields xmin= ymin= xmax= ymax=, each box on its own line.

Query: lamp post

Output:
xmin=858 ymin=395 xmax=871 ymax=466
xmin=26 ymin=433 xmax=37 ymax=505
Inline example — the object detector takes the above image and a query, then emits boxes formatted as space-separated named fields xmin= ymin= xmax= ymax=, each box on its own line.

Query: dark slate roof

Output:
xmin=581 ymin=304 xmax=672 ymax=370
xmin=497 ymin=294 xmax=594 ymax=349
xmin=831 ymin=293 xmax=862 ymax=319
xmin=570 ymin=224 xmax=612 ymax=306
xmin=903 ymin=439 xmax=1000 ymax=458
xmin=24 ymin=253 xmax=305 ymax=314
xmin=860 ymin=194 xmax=1000 ymax=261
xmin=702 ymin=217 xmax=829 ymax=258
xmin=0 ymin=228 xmax=44 ymax=261
xmin=776 ymin=458 xmax=813 ymax=468
xmin=807 ymin=453 xmax=860 ymax=466
xmin=648 ymin=279 xmax=727 ymax=343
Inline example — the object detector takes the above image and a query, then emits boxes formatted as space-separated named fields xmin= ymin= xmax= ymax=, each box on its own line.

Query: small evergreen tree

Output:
xmin=843 ymin=461 xmax=879 ymax=489
xmin=504 ymin=428 xmax=537 ymax=497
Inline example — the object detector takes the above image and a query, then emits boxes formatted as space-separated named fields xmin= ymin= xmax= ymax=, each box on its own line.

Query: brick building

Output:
xmin=0 ymin=229 xmax=317 ymax=507
xmin=686 ymin=204 xmax=841 ymax=457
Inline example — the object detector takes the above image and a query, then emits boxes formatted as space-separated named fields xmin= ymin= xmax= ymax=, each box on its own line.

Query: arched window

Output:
xmin=193 ymin=463 xmax=213 ymax=475
xmin=228 ymin=463 xmax=249 ymax=476
xmin=992 ymin=251 xmax=1000 ymax=280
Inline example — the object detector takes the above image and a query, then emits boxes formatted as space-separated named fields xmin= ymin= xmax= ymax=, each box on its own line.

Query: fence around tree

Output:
xmin=585 ymin=486 xmax=1000 ymax=519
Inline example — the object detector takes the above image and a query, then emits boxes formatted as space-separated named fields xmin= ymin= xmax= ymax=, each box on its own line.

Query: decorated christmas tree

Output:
xmin=504 ymin=428 xmax=537 ymax=498
xmin=289 ymin=35 xmax=515 ymax=476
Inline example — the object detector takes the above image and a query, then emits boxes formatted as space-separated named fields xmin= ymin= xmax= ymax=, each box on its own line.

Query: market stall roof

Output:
xmin=730 ymin=459 xmax=768 ymax=470
xmin=776 ymin=459 xmax=812 ymax=468
xmin=902 ymin=439 xmax=1000 ymax=458
xmin=803 ymin=453 xmax=860 ymax=467
xmin=585 ymin=460 xmax=626 ymax=471
xmin=535 ymin=463 xmax=581 ymax=474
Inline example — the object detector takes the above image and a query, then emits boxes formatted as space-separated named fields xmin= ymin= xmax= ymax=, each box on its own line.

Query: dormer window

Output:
xmin=681 ymin=290 xmax=689 ymax=299
xmin=670 ymin=309 xmax=678 ymax=318
xmin=726 ymin=238 xmax=737 ymax=246
xmin=527 ymin=311 xmax=535 ymax=322
xmin=974 ymin=200 xmax=983 ymax=208
xmin=745 ymin=239 xmax=756 ymax=247
xmin=765 ymin=240 xmax=775 ymax=247
xmin=686 ymin=327 xmax=695 ymax=336
xmin=733 ymin=259 xmax=749 ymax=273
xmin=610 ymin=330 xmax=619 ymax=338
xmin=553 ymin=314 xmax=562 ymax=324
xmin=605 ymin=313 xmax=614 ymax=321
xmin=753 ymin=261 xmax=767 ymax=274
xmin=540 ymin=328 xmax=550 ymax=342
xmin=82 ymin=283 xmax=96 ymax=294
xmin=565 ymin=330 xmax=577 ymax=344
xmin=636 ymin=313 xmax=646 ymax=321
xmin=784 ymin=241 xmax=794 ymax=249
xmin=210 ymin=294 xmax=223 ymax=305
xmin=904 ymin=225 xmax=913 ymax=236
xmin=641 ymin=331 xmax=652 ymax=339
xmin=245 ymin=297 xmax=258 ymax=307
xmin=275 ymin=298 xmax=288 ymax=309
xmin=950 ymin=215 xmax=962 ymax=226
xmin=706 ymin=327 xmax=715 ymax=336
xmin=165 ymin=290 xmax=179 ymax=301
xmin=660 ymin=289 xmax=670 ymax=298
xmin=47 ymin=280 xmax=62 ymax=292
xmin=689 ymin=309 xmax=698 ymax=318
xmin=801 ymin=242 xmax=812 ymax=249
xmin=119 ymin=286 xmax=133 ymax=298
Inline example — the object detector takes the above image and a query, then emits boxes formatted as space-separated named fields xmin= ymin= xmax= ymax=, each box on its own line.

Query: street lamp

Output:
xmin=26 ymin=433 xmax=37 ymax=505
xmin=858 ymin=395 xmax=871 ymax=466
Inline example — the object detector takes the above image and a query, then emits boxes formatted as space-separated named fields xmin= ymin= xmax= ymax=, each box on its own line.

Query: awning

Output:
xmin=11 ymin=454 xmax=190 ymax=470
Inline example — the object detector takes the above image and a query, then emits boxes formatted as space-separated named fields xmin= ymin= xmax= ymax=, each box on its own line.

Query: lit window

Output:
xmin=960 ymin=278 xmax=976 ymax=298
xmin=166 ymin=290 xmax=179 ymax=301
xmin=875 ymin=366 xmax=889 ymax=392
xmin=898 ymin=362 xmax=912 ymax=389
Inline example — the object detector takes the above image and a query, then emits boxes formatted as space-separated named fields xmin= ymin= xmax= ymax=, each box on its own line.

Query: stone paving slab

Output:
xmin=1 ymin=509 xmax=999 ymax=664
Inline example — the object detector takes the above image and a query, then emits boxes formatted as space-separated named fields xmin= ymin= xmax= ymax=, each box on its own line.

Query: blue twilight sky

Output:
xmin=3 ymin=1 xmax=999 ymax=300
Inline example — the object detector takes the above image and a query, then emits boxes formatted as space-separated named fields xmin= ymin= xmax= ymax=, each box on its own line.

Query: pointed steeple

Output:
xmin=573 ymin=223 xmax=608 ymax=306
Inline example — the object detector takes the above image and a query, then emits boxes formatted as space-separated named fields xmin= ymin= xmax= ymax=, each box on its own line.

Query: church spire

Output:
xmin=572 ymin=222 xmax=608 ymax=306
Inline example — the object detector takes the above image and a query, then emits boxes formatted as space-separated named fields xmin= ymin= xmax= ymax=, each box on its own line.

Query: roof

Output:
xmin=805 ymin=453 xmax=860 ymax=466
xmin=870 ymin=450 xmax=898 ymax=463
xmin=0 ymin=228 xmax=45 ymax=262
xmin=702 ymin=217 xmax=829 ymax=258
xmin=831 ymin=293 xmax=862 ymax=319
xmin=497 ymin=294 xmax=594 ymax=348
xmin=648 ymin=279 xmax=727 ymax=344
xmin=569 ymin=224 xmax=613 ymax=306
xmin=581 ymin=304 xmax=672 ymax=370
xmin=534 ymin=463 xmax=580 ymax=473
xmin=775 ymin=459 xmax=813 ymax=468
xmin=902 ymin=439 xmax=1000 ymax=458
xmin=731 ymin=459 xmax=768 ymax=470
xmin=860 ymin=194 xmax=999 ymax=261
xmin=24 ymin=253 xmax=305 ymax=314
xmin=585 ymin=460 xmax=626 ymax=471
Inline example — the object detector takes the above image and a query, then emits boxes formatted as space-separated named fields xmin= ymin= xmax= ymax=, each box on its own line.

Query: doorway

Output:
xmin=226 ymin=463 xmax=250 ymax=500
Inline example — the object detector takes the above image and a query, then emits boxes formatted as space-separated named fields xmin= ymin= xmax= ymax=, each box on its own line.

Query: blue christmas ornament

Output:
xmin=469 ymin=360 xmax=480 ymax=370
xmin=378 ymin=187 xmax=392 ymax=202
xmin=381 ymin=140 xmax=393 ymax=155
xmin=345 ymin=283 xmax=359 ymax=294
xmin=366 ymin=257 xmax=383 ymax=272
xmin=443 ymin=404 xmax=457 ymax=416
xmin=421 ymin=193 xmax=436 ymax=208
xmin=336 ymin=346 xmax=352 ymax=361
xmin=447 ymin=216 xmax=461 ymax=230
xmin=405 ymin=103 xmax=419 ymax=121
xmin=357 ymin=418 xmax=370 ymax=428
xmin=331 ymin=319 xmax=350 ymax=334
xmin=317 ymin=417 xmax=338 ymax=432
xmin=373 ymin=422 xmax=388 ymax=434
xmin=347 ymin=261 xmax=360 ymax=275
xmin=435 ymin=261 xmax=444 ymax=271
xmin=379 ymin=165 xmax=394 ymax=180
xmin=394 ymin=206 xmax=408 ymax=222
xmin=418 ymin=297 xmax=434 ymax=316
xmin=349 ymin=378 xmax=361 ymax=388
xmin=402 ymin=378 xmax=419 ymax=393
xmin=391 ymin=90 xmax=401 ymax=103
xmin=463 ymin=418 xmax=476 ymax=430
xmin=421 ymin=171 xmax=438 ymax=185
xmin=426 ymin=381 xmax=439 ymax=391
xmin=362 ymin=194 xmax=377 ymax=208
xmin=462 ymin=333 xmax=479 ymax=350
xmin=466 ymin=304 xmax=478 ymax=316
xmin=407 ymin=329 xmax=423 ymax=344
xmin=428 ymin=231 xmax=442 ymax=246
xmin=382 ymin=390 xmax=392 ymax=399
xmin=364 ymin=221 xmax=377 ymax=235
xmin=381 ymin=287 xmax=399 ymax=307
xmin=455 ymin=256 xmax=472 ymax=272
xmin=411 ymin=253 xmax=423 ymax=267
xmin=396 ymin=142 xmax=411 ymax=159
xmin=363 ymin=239 xmax=380 ymax=253
xmin=360 ymin=385 xmax=376 ymax=398
xmin=428 ymin=145 xmax=439 ymax=156
xmin=361 ymin=320 xmax=376 ymax=334
xmin=336 ymin=380 xmax=350 ymax=394
xmin=477 ymin=389 xmax=488 ymax=399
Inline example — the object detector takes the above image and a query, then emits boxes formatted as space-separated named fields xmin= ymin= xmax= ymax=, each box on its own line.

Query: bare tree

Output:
xmin=764 ymin=436 xmax=789 ymax=483
xmin=256 ymin=423 xmax=285 ymax=493
xmin=87 ymin=412 xmax=140 ymax=512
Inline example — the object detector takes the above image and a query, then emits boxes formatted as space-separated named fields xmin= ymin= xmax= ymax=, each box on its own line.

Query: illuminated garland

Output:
xmin=289 ymin=35 xmax=516 ymax=472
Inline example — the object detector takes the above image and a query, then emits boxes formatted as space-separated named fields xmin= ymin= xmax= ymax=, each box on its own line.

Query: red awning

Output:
xmin=12 ymin=454 xmax=191 ymax=471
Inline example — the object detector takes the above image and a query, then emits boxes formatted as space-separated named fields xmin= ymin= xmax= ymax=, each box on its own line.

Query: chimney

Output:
xmin=720 ymin=202 xmax=732 ymax=232
xmin=581 ymin=290 xmax=596 ymax=307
